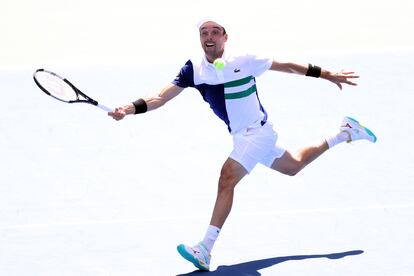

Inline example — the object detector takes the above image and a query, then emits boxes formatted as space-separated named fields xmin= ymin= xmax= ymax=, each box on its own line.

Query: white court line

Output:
xmin=233 ymin=202 xmax=414 ymax=219
xmin=1 ymin=202 xmax=413 ymax=231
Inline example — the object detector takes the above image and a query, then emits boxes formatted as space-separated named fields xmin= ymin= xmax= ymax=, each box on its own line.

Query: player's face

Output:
xmin=199 ymin=22 xmax=227 ymax=62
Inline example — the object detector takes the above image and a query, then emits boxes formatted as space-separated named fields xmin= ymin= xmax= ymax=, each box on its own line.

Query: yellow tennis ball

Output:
xmin=213 ymin=58 xmax=226 ymax=70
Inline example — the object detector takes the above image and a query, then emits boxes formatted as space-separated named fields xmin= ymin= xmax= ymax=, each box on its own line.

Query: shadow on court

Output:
xmin=177 ymin=250 xmax=363 ymax=276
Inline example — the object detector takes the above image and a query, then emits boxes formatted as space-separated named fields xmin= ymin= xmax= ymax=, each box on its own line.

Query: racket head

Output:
xmin=33 ymin=69 xmax=79 ymax=103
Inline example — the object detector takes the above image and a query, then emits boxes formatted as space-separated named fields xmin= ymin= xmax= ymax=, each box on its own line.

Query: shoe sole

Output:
xmin=177 ymin=244 xmax=209 ymax=271
xmin=345 ymin=116 xmax=377 ymax=143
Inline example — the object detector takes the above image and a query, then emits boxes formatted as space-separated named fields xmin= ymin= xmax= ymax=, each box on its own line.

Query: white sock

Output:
xmin=325 ymin=131 xmax=349 ymax=148
xmin=201 ymin=225 xmax=221 ymax=253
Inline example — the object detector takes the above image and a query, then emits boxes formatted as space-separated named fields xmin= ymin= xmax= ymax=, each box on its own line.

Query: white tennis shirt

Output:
xmin=172 ymin=51 xmax=272 ymax=134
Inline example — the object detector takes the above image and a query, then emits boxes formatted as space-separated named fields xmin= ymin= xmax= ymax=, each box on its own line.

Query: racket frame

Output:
xmin=33 ymin=69 xmax=112 ymax=112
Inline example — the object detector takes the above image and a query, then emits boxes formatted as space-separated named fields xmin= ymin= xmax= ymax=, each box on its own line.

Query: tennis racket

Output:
xmin=33 ymin=69 xmax=112 ymax=112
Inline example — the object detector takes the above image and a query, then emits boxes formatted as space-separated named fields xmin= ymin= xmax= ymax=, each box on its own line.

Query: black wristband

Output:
xmin=306 ymin=64 xmax=321 ymax=78
xmin=132 ymin=98 xmax=148 ymax=114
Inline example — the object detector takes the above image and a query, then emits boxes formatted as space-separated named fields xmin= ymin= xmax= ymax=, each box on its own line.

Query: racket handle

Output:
xmin=97 ymin=104 xmax=113 ymax=112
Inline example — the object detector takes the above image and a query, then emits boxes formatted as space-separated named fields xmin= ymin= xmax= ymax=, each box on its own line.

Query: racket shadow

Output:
xmin=177 ymin=250 xmax=364 ymax=276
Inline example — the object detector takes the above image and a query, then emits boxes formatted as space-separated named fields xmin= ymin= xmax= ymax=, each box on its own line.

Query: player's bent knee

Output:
xmin=284 ymin=168 xmax=300 ymax=176
xmin=218 ymin=170 xmax=242 ymax=192
xmin=288 ymin=162 xmax=306 ymax=176
xmin=218 ymin=173 xmax=236 ymax=191
xmin=274 ymin=161 xmax=304 ymax=176
xmin=217 ymin=159 xmax=247 ymax=191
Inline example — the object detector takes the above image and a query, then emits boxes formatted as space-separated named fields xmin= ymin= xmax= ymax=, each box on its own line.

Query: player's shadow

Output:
xmin=177 ymin=250 xmax=363 ymax=276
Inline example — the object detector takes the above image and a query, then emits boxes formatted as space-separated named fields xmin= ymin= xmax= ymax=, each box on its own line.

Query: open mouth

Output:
xmin=205 ymin=42 xmax=215 ymax=48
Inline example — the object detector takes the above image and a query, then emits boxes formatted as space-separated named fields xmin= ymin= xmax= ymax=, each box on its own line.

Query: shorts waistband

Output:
xmin=232 ymin=119 xmax=269 ymax=135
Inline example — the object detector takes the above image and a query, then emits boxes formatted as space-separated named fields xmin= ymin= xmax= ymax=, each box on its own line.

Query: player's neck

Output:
xmin=205 ymin=50 xmax=224 ymax=63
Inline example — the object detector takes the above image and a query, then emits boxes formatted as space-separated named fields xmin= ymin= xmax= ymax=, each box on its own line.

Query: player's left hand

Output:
xmin=323 ymin=70 xmax=359 ymax=90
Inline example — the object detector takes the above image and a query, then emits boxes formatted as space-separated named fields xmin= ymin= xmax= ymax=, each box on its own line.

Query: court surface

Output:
xmin=1 ymin=51 xmax=413 ymax=275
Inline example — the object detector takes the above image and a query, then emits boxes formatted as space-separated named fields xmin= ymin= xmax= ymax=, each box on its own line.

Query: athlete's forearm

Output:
xmin=132 ymin=83 xmax=184 ymax=113
xmin=118 ymin=94 xmax=168 ymax=116
xmin=144 ymin=85 xmax=181 ymax=111
xmin=144 ymin=93 xmax=170 ymax=111
xmin=271 ymin=61 xmax=334 ymax=77
xmin=109 ymin=83 xmax=183 ymax=120
xmin=270 ymin=61 xmax=308 ymax=75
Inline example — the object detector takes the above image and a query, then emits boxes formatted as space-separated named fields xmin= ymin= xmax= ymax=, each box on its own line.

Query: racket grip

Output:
xmin=97 ymin=104 xmax=113 ymax=112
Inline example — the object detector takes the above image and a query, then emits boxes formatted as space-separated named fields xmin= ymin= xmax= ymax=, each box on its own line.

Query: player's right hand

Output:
xmin=108 ymin=107 xmax=127 ymax=121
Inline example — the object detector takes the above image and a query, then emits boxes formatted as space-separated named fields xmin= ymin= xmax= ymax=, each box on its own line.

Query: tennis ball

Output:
xmin=213 ymin=58 xmax=226 ymax=70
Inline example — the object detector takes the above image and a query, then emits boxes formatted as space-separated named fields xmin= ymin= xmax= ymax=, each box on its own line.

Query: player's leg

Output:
xmin=177 ymin=158 xmax=247 ymax=271
xmin=271 ymin=140 xmax=329 ymax=176
xmin=209 ymin=157 xmax=248 ymax=228
xmin=271 ymin=116 xmax=377 ymax=176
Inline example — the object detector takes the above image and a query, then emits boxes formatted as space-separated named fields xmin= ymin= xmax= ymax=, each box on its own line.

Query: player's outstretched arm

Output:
xmin=270 ymin=60 xmax=359 ymax=90
xmin=108 ymin=83 xmax=184 ymax=121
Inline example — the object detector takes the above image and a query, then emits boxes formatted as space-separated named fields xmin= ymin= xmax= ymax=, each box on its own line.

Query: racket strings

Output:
xmin=35 ymin=71 xmax=78 ymax=102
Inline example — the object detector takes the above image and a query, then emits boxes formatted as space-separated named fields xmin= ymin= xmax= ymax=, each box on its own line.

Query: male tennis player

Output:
xmin=109 ymin=18 xmax=377 ymax=271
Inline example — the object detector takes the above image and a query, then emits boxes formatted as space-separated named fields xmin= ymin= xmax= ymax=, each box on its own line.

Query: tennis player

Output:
xmin=109 ymin=18 xmax=377 ymax=271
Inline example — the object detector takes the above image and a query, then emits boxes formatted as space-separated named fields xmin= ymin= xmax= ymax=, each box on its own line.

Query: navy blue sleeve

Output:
xmin=172 ymin=60 xmax=195 ymax=88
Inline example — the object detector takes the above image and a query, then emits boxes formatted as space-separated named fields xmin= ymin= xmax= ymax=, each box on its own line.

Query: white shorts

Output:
xmin=229 ymin=122 xmax=286 ymax=173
